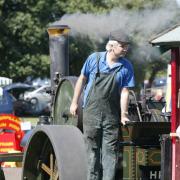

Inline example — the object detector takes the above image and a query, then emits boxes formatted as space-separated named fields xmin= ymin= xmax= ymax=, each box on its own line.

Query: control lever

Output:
xmin=61 ymin=112 xmax=78 ymax=122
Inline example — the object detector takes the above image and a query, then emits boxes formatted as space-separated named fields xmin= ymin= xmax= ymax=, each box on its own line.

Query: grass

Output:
xmin=19 ymin=116 xmax=39 ymax=126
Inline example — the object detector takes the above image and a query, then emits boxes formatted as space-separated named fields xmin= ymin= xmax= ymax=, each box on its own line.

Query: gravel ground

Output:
xmin=3 ymin=167 xmax=22 ymax=180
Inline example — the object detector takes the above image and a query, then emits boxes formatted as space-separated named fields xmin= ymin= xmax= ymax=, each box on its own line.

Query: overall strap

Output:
xmin=95 ymin=52 xmax=123 ymax=78
xmin=96 ymin=52 xmax=100 ymax=78
xmin=114 ymin=64 xmax=123 ymax=74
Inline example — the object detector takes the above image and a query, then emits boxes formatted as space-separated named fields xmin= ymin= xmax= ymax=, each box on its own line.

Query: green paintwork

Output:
xmin=116 ymin=121 xmax=171 ymax=180
xmin=53 ymin=77 xmax=78 ymax=126
xmin=136 ymin=147 xmax=161 ymax=166
xmin=117 ymin=146 xmax=161 ymax=180
xmin=118 ymin=146 xmax=136 ymax=179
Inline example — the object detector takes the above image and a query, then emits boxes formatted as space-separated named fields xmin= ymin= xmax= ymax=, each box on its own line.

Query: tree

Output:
xmin=0 ymin=0 xmax=52 ymax=81
xmin=0 ymin=0 xmax=175 ymax=85
xmin=0 ymin=0 xmax=105 ymax=81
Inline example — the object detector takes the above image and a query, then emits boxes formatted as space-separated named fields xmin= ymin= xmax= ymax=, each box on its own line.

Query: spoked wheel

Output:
xmin=37 ymin=140 xmax=59 ymax=180
xmin=22 ymin=125 xmax=87 ymax=180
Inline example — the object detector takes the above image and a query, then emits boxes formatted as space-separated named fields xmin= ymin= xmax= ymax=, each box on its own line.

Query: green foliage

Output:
xmin=57 ymin=0 xmax=163 ymax=13
xmin=69 ymin=36 xmax=96 ymax=75
xmin=94 ymin=0 xmax=162 ymax=12
xmin=9 ymin=54 xmax=50 ymax=81
xmin=0 ymin=0 xmax=172 ymax=85
xmin=0 ymin=0 xmax=50 ymax=81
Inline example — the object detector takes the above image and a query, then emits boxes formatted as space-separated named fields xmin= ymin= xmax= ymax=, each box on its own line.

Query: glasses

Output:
xmin=114 ymin=44 xmax=128 ymax=49
xmin=117 ymin=44 xmax=124 ymax=48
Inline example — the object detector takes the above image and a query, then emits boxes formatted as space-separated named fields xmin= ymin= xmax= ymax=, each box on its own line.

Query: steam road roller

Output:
xmin=20 ymin=24 xmax=175 ymax=180
xmin=21 ymin=25 xmax=87 ymax=180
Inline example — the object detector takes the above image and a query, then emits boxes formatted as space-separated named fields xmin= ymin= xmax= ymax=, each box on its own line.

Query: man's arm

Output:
xmin=70 ymin=74 xmax=87 ymax=116
xmin=120 ymin=87 xmax=129 ymax=125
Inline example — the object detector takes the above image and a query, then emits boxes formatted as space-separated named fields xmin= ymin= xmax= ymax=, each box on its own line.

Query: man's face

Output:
xmin=112 ymin=42 xmax=128 ymax=57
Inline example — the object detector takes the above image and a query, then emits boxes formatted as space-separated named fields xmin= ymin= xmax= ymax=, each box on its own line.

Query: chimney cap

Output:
xmin=47 ymin=25 xmax=70 ymax=36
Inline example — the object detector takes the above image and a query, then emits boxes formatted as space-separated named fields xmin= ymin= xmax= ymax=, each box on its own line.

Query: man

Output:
xmin=70 ymin=30 xmax=135 ymax=180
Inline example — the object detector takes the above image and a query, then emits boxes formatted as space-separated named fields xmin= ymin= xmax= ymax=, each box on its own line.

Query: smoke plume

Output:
xmin=52 ymin=0 xmax=180 ymax=62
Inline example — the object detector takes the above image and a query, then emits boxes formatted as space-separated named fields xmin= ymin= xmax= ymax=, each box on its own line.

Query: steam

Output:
xmin=176 ymin=0 xmax=180 ymax=7
xmin=53 ymin=0 xmax=179 ymax=62
xmin=58 ymin=0 xmax=178 ymax=39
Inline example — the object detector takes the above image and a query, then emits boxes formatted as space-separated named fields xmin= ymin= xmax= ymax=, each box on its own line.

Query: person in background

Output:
xmin=70 ymin=30 xmax=135 ymax=180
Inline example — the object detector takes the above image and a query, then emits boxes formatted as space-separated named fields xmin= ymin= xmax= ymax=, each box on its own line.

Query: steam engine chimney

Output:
xmin=47 ymin=25 xmax=70 ymax=89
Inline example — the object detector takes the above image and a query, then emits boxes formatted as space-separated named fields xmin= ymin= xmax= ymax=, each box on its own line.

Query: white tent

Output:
xmin=0 ymin=77 xmax=12 ymax=87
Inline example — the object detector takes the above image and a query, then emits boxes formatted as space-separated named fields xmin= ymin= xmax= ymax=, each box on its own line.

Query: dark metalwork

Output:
xmin=37 ymin=116 xmax=50 ymax=125
xmin=48 ymin=25 xmax=70 ymax=90
xmin=160 ymin=134 xmax=172 ymax=180
xmin=120 ymin=121 xmax=171 ymax=145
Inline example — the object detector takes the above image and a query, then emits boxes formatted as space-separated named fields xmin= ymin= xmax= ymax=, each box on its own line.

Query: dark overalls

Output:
xmin=83 ymin=56 xmax=122 ymax=180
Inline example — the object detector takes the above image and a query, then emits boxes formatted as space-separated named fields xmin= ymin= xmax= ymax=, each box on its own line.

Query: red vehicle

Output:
xmin=0 ymin=114 xmax=25 ymax=153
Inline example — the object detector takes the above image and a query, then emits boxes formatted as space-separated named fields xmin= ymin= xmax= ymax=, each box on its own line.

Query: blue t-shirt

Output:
xmin=81 ymin=51 xmax=135 ymax=106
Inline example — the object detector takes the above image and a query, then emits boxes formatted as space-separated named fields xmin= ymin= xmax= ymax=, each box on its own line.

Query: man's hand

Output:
xmin=121 ymin=113 xmax=130 ymax=125
xmin=70 ymin=102 xmax=78 ymax=116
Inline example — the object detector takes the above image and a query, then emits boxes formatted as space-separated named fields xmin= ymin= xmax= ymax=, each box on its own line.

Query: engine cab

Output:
xmin=151 ymin=24 xmax=180 ymax=180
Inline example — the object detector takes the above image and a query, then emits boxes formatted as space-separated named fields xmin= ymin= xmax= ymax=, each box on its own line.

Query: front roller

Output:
xmin=22 ymin=125 xmax=87 ymax=180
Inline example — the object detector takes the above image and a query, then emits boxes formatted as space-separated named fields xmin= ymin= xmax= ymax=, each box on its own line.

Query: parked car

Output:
xmin=0 ymin=83 xmax=51 ymax=116
xmin=24 ymin=85 xmax=51 ymax=115
xmin=0 ymin=87 xmax=14 ymax=114
xmin=0 ymin=83 xmax=34 ymax=115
